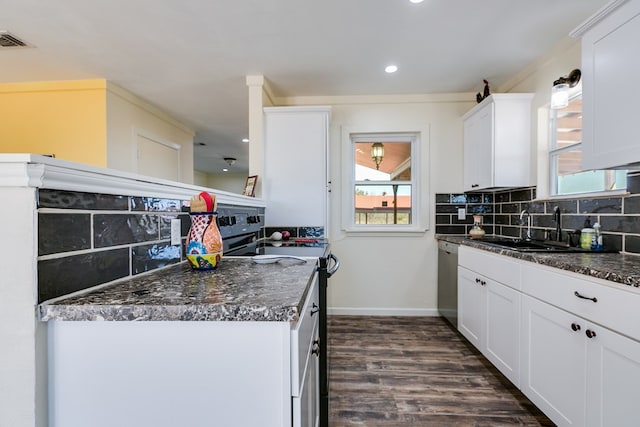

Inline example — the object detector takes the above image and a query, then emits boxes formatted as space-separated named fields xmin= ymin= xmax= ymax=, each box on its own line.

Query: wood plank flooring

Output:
xmin=328 ymin=316 xmax=555 ymax=426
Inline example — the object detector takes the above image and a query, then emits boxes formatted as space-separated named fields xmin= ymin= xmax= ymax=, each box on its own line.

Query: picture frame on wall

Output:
xmin=243 ymin=175 xmax=258 ymax=197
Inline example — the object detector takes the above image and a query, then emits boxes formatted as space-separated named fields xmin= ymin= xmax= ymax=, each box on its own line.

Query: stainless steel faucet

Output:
xmin=519 ymin=209 xmax=532 ymax=240
xmin=553 ymin=206 xmax=562 ymax=242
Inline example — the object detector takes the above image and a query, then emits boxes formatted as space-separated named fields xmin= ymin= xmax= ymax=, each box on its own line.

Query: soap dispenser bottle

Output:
xmin=580 ymin=217 xmax=595 ymax=250
xmin=591 ymin=222 xmax=603 ymax=251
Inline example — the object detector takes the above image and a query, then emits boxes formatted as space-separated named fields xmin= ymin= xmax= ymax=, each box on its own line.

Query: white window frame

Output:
xmin=341 ymin=126 xmax=429 ymax=234
xmin=548 ymin=90 xmax=627 ymax=197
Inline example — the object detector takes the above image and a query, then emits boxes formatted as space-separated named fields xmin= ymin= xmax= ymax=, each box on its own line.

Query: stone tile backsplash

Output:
xmin=37 ymin=189 xmax=189 ymax=302
xmin=436 ymin=178 xmax=640 ymax=255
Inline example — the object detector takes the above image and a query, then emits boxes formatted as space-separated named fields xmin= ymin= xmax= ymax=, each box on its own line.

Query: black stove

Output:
xmin=214 ymin=203 xmax=338 ymax=427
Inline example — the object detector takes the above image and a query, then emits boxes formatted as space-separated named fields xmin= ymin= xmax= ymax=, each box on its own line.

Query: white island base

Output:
xmin=48 ymin=321 xmax=292 ymax=427
xmin=46 ymin=272 xmax=320 ymax=427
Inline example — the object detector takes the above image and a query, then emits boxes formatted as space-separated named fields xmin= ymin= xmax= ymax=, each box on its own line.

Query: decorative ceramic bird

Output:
xmin=476 ymin=79 xmax=491 ymax=103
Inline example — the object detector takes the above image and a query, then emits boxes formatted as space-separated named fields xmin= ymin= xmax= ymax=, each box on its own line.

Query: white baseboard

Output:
xmin=327 ymin=307 xmax=440 ymax=317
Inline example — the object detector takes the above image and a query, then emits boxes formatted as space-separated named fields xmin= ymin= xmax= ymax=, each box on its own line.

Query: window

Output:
xmin=343 ymin=130 xmax=427 ymax=233
xmin=549 ymin=93 xmax=626 ymax=195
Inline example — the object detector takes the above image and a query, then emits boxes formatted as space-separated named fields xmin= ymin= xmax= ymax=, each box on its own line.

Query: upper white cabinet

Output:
xmin=263 ymin=106 xmax=331 ymax=231
xmin=462 ymin=94 xmax=534 ymax=191
xmin=573 ymin=0 xmax=640 ymax=169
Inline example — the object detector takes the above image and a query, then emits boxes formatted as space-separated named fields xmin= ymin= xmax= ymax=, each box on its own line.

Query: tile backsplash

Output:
xmin=436 ymin=173 xmax=640 ymax=255
xmin=37 ymin=189 xmax=190 ymax=302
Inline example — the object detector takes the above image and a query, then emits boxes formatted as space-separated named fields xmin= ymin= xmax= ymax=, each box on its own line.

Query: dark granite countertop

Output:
xmin=436 ymin=235 xmax=640 ymax=288
xmin=39 ymin=257 xmax=318 ymax=322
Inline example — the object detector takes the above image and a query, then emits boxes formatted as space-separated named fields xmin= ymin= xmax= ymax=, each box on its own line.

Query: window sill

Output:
xmin=542 ymin=189 xmax=629 ymax=201
xmin=343 ymin=225 xmax=428 ymax=236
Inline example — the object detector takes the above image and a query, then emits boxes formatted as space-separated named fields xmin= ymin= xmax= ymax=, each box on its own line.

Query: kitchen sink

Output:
xmin=472 ymin=237 xmax=597 ymax=253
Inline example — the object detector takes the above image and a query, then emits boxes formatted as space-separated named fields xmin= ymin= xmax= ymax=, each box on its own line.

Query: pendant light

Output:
xmin=551 ymin=69 xmax=581 ymax=109
xmin=371 ymin=143 xmax=384 ymax=170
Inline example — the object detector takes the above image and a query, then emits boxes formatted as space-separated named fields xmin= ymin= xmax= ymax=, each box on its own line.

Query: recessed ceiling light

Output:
xmin=242 ymin=138 xmax=249 ymax=143
xmin=223 ymin=168 xmax=229 ymax=172
xmin=409 ymin=0 xmax=424 ymax=3
xmin=385 ymin=65 xmax=398 ymax=73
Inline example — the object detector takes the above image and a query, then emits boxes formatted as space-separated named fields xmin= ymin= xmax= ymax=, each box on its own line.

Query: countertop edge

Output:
xmin=38 ymin=259 xmax=318 ymax=322
xmin=436 ymin=234 xmax=640 ymax=288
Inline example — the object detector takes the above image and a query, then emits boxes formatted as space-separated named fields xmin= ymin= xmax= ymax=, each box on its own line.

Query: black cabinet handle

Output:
xmin=586 ymin=329 xmax=597 ymax=339
xmin=475 ymin=278 xmax=481 ymax=283
xmin=574 ymin=291 xmax=597 ymax=303
xmin=310 ymin=303 xmax=319 ymax=316
xmin=312 ymin=339 xmax=320 ymax=356
xmin=471 ymin=184 xmax=479 ymax=188
xmin=571 ymin=323 xmax=581 ymax=331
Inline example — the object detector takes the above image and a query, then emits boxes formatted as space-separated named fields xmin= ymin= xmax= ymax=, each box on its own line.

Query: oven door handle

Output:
xmin=326 ymin=253 xmax=340 ymax=277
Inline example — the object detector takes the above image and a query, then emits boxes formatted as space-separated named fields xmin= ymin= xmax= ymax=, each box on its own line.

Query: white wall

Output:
xmin=498 ymin=38 xmax=583 ymax=198
xmin=105 ymin=82 xmax=196 ymax=184
xmin=0 ymin=187 xmax=46 ymax=427
xmin=205 ymin=173 xmax=247 ymax=195
xmin=278 ymin=94 xmax=474 ymax=314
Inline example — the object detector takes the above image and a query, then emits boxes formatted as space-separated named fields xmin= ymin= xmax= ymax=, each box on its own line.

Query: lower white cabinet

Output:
xmin=458 ymin=247 xmax=521 ymax=386
xmin=458 ymin=245 xmax=640 ymax=427
xmin=586 ymin=319 xmax=640 ymax=427
xmin=521 ymin=294 xmax=587 ymax=426
xmin=484 ymin=279 xmax=520 ymax=386
xmin=47 ymin=277 xmax=320 ymax=427
xmin=458 ymin=267 xmax=520 ymax=386
xmin=457 ymin=266 xmax=484 ymax=349
xmin=293 ymin=322 xmax=319 ymax=427
xmin=521 ymin=292 xmax=640 ymax=427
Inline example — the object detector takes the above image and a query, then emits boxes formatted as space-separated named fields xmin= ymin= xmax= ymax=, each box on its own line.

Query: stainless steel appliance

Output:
xmin=438 ymin=240 xmax=458 ymax=328
xmin=214 ymin=204 xmax=339 ymax=427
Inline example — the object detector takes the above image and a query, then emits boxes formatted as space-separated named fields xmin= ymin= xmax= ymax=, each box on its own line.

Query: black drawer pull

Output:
xmin=586 ymin=329 xmax=597 ymax=339
xmin=574 ymin=291 xmax=597 ymax=303
xmin=310 ymin=303 xmax=319 ymax=316
xmin=571 ymin=323 xmax=581 ymax=332
xmin=312 ymin=339 xmax=320 ymax=356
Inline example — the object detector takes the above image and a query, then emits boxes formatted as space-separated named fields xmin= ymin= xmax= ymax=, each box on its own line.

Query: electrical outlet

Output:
xmin=457 ymin=208 xmax=466 ymax=220
xmin=170 ymin=219 xmax=181 ymax=245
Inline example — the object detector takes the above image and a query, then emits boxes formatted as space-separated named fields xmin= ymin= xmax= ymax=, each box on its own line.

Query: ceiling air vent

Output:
xmin=0 ymin=31 xmax=30 ymax=48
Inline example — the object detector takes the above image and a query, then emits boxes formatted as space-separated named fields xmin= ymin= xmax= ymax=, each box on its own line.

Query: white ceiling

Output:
xmin=0 ymin=0 xmax=608 ymax=175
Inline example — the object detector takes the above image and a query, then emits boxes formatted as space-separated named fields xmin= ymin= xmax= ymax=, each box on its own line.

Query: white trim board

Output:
xmin=327 ymin=307 xmax=440 ymax=317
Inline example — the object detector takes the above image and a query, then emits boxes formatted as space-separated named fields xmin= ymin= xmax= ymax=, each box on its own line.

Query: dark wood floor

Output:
xmin=327 ymin=315 xmax=555 ymax=426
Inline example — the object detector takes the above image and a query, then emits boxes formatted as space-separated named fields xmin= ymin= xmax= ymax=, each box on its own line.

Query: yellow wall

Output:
xmin=0 ymin=80 xmax=107 ymax=167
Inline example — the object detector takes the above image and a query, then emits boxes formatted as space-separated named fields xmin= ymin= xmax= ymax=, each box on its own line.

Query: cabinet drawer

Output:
xmin=459 ymin=246 xmax=521 ymax=289
xmin=290 ymin=273 xmax=319 ymax=397
xmin=521 ymin=263 xmax=640 ymax=341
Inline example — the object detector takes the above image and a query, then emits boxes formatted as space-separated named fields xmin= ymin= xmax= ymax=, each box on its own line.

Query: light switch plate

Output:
xmin=170 ymin=219 xmax=181 ymax=245
xmin=457 ymin=208 xmax=466 ymax=220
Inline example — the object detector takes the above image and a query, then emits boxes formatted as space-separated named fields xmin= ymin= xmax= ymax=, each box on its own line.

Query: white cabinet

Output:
xmin=574 ymin=0 xmax=640 ymax=169
xmin=462 ymin=94 xmax=533 ymax=191
xmin=458 ymin=246 xmax=521 ymax=386
xmin=264 ymin=106 xmax=331 ymax=231
xmin=521 ymin=294 xmax=587 ymax=427
xmin=457 ymin=266 xmax=484 ymax=348
xmin=459 ymin=246 xmax=640 ymax=427
xmin=520 ymin=262 xmax=640 ymax=427
xmin=47 ymin=276 xmax=320 ymax=427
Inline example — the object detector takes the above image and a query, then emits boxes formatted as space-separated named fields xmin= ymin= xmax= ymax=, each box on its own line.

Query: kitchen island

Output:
xmin=40 ymin=258 xmax=320 ymax=427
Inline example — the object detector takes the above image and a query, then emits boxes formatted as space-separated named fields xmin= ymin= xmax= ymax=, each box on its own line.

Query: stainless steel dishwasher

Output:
xmin=437 ymin=240 xmax=459 ymax=328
